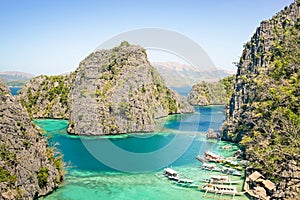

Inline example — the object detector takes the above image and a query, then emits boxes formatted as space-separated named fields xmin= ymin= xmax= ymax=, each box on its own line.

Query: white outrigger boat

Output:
xmin=221 ymin=167 xmax=242 ymax=176
xmin=201 ymin=163 xmax=222 ymax=172
xmin=204 ymin=151 xmax=223 ymax=163
xmin=199 ymin=183 xmax=243 ymax=196
xmin=163 ymin=168 xmax=194 ymax=187
xmin=164 ymin=168 xmax=180 ymax=181
xmin=201 ymin=175 xmax=242 ymax=185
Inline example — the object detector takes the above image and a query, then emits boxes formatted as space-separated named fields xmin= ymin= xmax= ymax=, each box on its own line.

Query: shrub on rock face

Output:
xmin=221 ymin=1 xmax=300 ymax=198
xmin=0 ymin=81 xmax=64 ymax=200
xmin=37 ymin=167 xmax=49 ymax=188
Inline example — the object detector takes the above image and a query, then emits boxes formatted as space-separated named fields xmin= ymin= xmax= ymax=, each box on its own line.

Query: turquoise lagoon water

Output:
xmin=34 ymin=106 xmax=248 ymax=200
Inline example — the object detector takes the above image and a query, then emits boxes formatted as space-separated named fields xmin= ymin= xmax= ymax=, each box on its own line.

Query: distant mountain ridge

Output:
xmin=0 ymin=71 xmax=35 ymax=87
xmin=0 ymin=71 xmax=35 ymax=81
xmin=152 ymin=62 xmax=234 ymax=87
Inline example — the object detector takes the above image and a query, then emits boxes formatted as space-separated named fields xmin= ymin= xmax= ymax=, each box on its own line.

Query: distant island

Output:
xmin=0 ymin=71 xmax=35 ymax=87
xmin=187 ymin=76 xmax=234 ymax=106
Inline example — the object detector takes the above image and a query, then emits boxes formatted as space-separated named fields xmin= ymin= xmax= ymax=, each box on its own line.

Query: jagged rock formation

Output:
xmin=222 ymin=1 xmax=300 ymax=198
xmin=187 ymin=76 xmax=234 ymax=106
xmin=18 ymin=75 xmax=72 ymax=119
xmin=68 ymin=42 xmax=194 ymax=135
xmin=0 ymin=81 xmax=64 ymax=199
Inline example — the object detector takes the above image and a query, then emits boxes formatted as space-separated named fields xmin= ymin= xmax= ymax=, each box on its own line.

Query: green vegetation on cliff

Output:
xmin=17 ymin=42 xmax=193 ymax=136
xmin=222 ymin=1 xmax=300 ymax=198
xmin=18 ymin=75 xmax=72 ymax=119
xmin=0 ymin=81 xmax=64 ymax=199
xmin=187 ymin=75 xmax=234 ymax=106
xmin=68 ymin=42 xmax=194 ymax=135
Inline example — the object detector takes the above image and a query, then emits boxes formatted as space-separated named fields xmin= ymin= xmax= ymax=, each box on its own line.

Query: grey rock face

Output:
xmin=221 ymin=1 xmax=300 ymax=198
xmin=187 ymin=81 xmax=226 ymax=106
xmin=17 ymin=75 xmax=71 ymax=119
xmin=0 ymin=81 xmax=64 ymax=200
xmin=68 ymin=43 xmax=194 ymax=135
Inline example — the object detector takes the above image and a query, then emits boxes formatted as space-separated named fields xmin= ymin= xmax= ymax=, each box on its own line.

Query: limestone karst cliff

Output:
xmin=187 ymin=76 xmax=233 ymax=106
xmin=222 ymin=1 xmax=300 ymax=198
xmin=18 ymin=75 xmax=72 ymax=119
xmin=0 ymin=81 xmax=64 ymax=199
xmin=67 ymin=42 xmax=194 ymax=135
xmin=18 ymin=42 xmax=194 ymax=135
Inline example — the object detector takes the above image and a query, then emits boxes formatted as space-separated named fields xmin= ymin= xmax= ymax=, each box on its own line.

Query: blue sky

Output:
xmin=0 ymin=0 xmax=294 ymax=75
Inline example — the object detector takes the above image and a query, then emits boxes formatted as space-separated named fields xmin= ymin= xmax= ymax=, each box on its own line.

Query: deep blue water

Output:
xmin=9 ymin=87 xmax=22 ymax=95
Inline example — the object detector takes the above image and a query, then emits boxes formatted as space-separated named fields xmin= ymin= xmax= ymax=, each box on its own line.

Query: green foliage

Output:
xmin=167 ymin=96 xmax=177 ymax=113
xmin=37 ymin=166 xmax=49 ymax=188
xmin=0 ymin=144 xmax=16 ymax=163
xmin=120 ymin=41 xmax=130 ymax=47
xmin=226 ymin=9 xmax=300 ymax=182
xmin=0 ymin=167 xmax=16 ymax=185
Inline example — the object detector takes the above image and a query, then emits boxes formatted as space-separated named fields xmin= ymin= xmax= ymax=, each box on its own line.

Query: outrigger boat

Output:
xmin=199 ymin=183 xmax=243 ymax=196
xmin=163 ymin=168 xmax=194 ymax=187
xmin=221 ymin=167 xmax=242 ymax=176
xmin=164 ymin=168 xmax=180 ymax=181
xmin=201 ymin=175 xmax=242 ymax=185
xmin=201 ymin=163 xmax=221 ymax=172
xmin=204 ymin=151 xmax=222 ymax=163
xmin=222 ymin=159 xmax=244 ymax=170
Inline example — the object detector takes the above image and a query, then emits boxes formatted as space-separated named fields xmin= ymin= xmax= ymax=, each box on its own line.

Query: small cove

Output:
xmin=34 ymin=106 xmax=249 ymax=200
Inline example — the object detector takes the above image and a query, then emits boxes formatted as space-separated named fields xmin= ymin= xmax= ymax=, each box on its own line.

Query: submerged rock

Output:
xmin=0 ymin=81 xmax=64 ymax=199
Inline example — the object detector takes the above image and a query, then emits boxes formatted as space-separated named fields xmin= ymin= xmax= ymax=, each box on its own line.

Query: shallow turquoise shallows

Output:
xmin=35 ymin=106 xmax=248 ymax=200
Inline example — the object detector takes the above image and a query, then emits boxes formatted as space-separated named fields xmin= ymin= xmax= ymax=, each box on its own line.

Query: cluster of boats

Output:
xmin=163 ymin=167 xmax=243 ymax=197
xmin=161 ymin=150 xmax=246 ymax=198
xmin=197 ymin=151 xmax=245 ymax=175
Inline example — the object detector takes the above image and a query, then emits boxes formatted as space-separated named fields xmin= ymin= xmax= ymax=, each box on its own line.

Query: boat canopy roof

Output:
xmin=211 ymin=175 xmax=229 ymax=180
xmin=164 ymin=168 xmax=178 ymax=175
xmin=205 ymin=151 xmax=221 ymax=158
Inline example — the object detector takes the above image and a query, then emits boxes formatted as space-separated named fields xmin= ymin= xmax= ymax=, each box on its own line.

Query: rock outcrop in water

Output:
xmin=187 ymin=76 xmax=234 ymax=106
xmin=18 ymin=42 xmax=193 ymax=135
xmin=222 ymin=1 xmax=300 ymax=198
xmin=68 ymin=42 xmax=194 ymax=135
xmin=0 ymin=81 xmax=64 ymax=199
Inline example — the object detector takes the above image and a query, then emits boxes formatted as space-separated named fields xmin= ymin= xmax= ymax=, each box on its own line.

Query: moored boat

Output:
xmin=221 ymin=167 xmax=242 ymax=176
xmin=204 ymin=151 xmax=222 ymax=163
xmin=201 ymin=163 xmax=221 ymax=172
xmin=164 ymin=168 xmax=179 ymax=181
xmin=201 ymin=175 xmax=242 ymax=185
xmin=164 ymin=168 xmax=194 ymax=186
xmin=199 ymin=183 xmax=243 ymax=196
